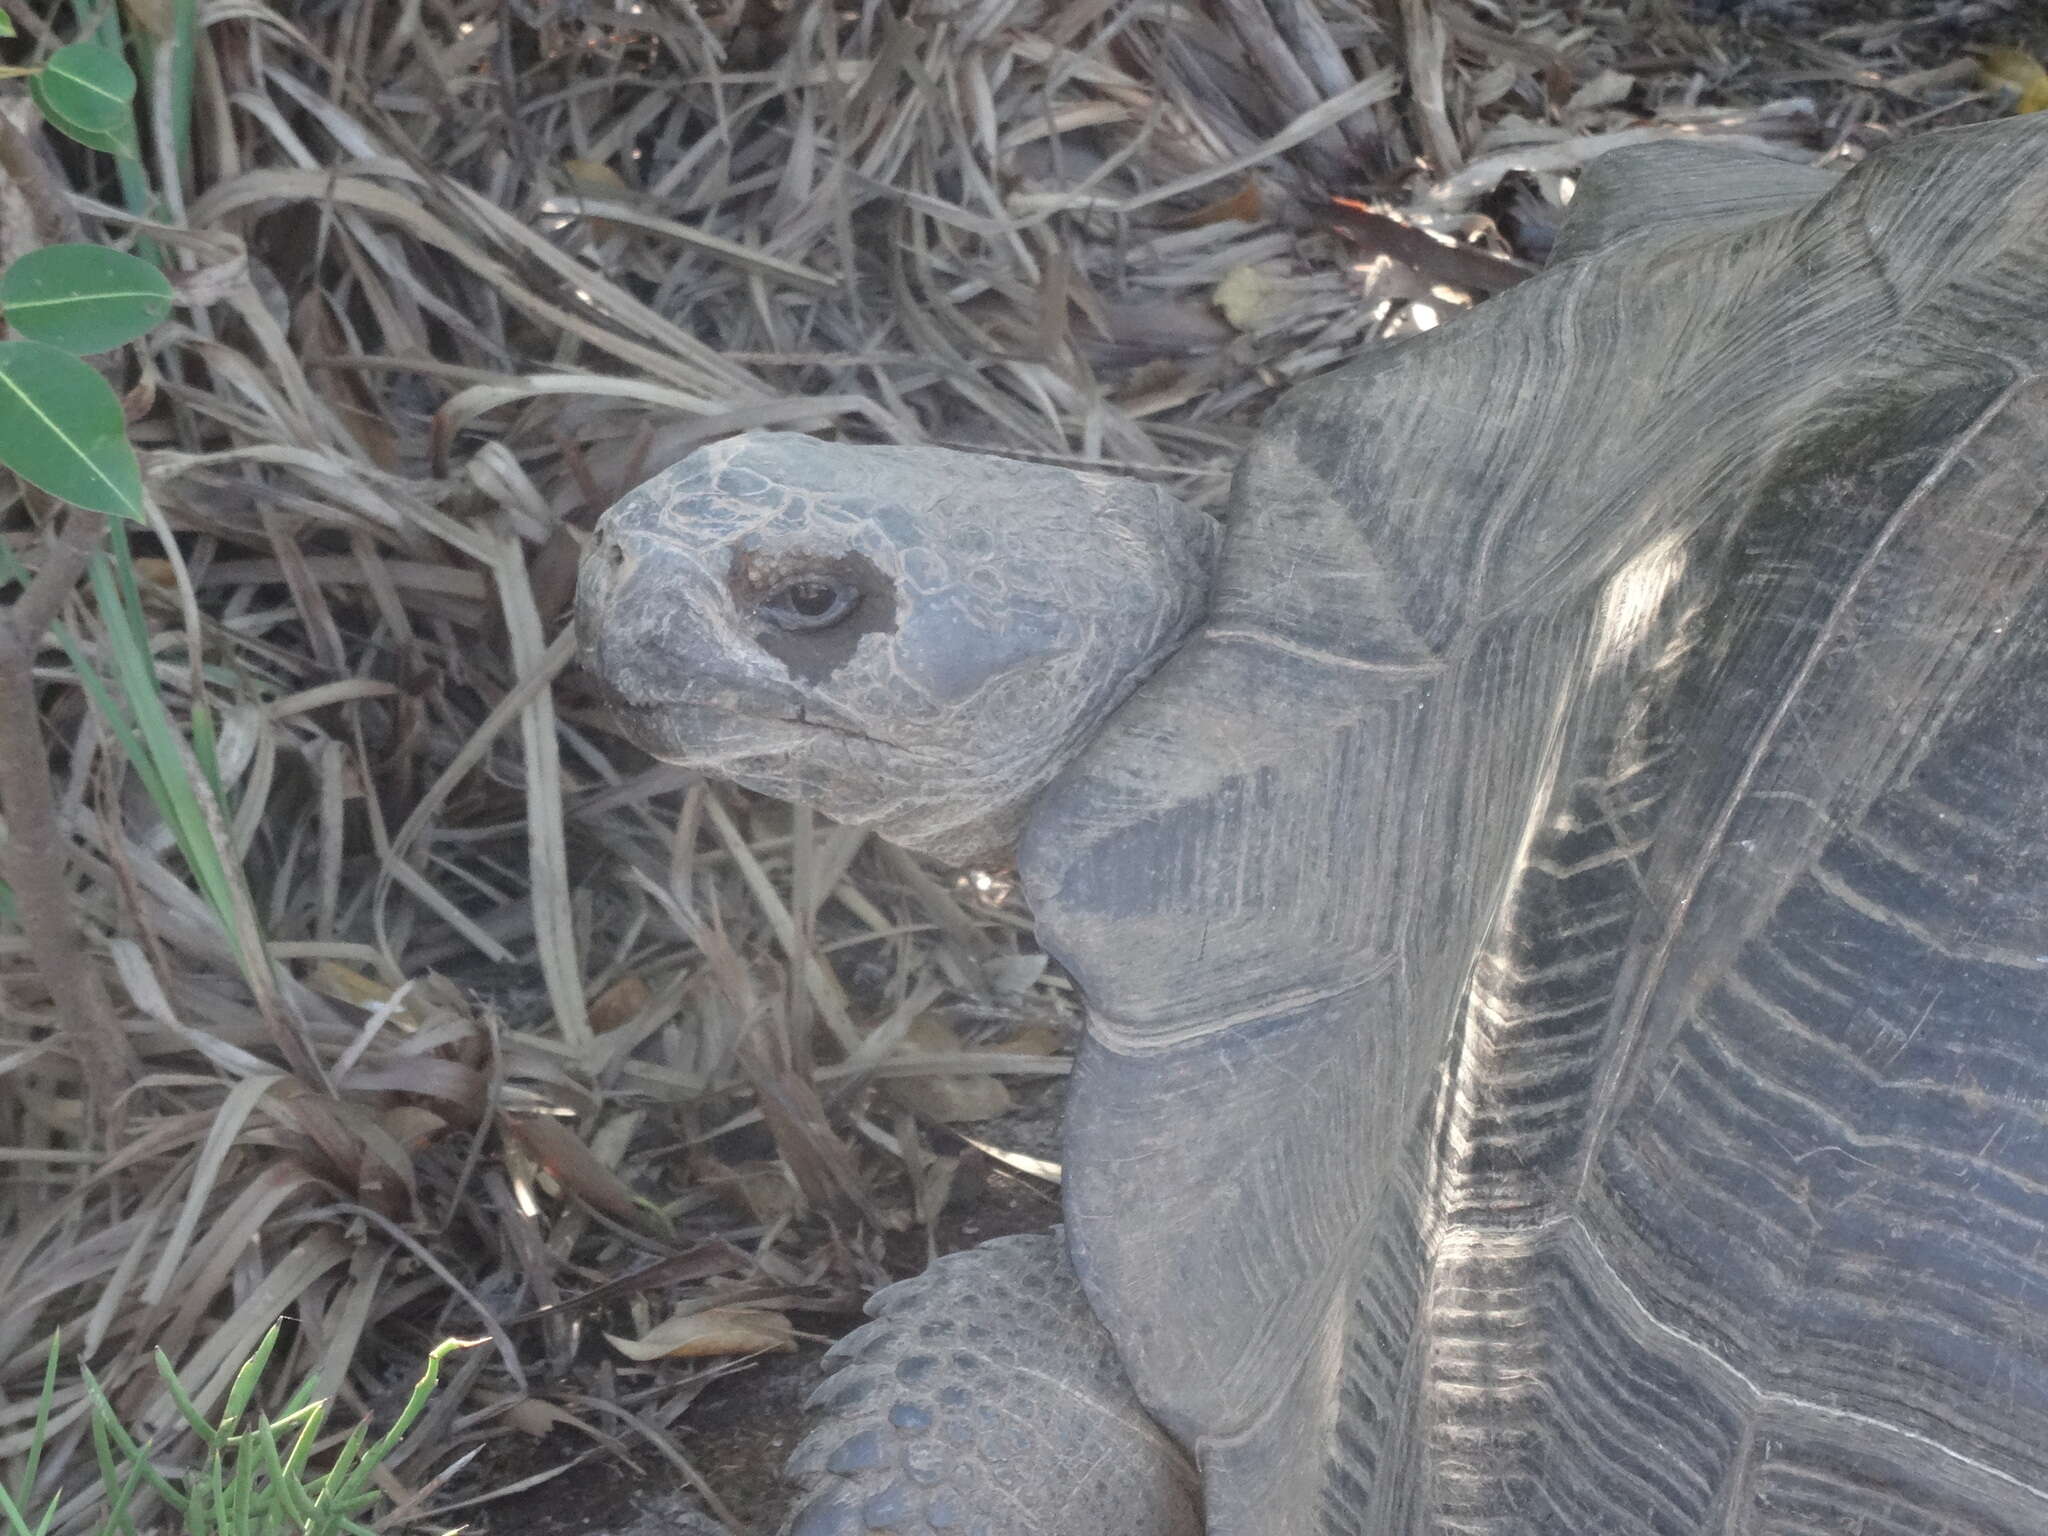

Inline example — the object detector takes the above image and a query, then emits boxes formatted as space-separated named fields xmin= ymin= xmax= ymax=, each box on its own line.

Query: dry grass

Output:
xmin=0 ymin=0 xmax=2037 ymax=1529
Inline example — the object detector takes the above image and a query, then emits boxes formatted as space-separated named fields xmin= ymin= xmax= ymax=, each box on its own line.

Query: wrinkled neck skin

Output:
xmin=915 ymin=579 xmax=1215 ymax=865
xmin=880 ymin=496 xmax=1223 ymax=865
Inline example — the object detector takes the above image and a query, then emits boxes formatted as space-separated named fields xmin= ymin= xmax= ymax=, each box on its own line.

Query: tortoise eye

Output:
xmin=761 ymin=577 xmax=859 ymax=632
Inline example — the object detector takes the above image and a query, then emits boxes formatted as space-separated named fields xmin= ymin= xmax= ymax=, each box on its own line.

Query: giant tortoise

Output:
xmin=576 ymin=114 xmax=2048 ymax=1534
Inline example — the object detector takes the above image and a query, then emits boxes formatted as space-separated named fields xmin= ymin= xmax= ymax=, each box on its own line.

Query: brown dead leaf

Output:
xmin=310 ymin=961 xmax=408 ymax=1014
xmin=502 ymin=1112 xmax=657 ymax=1230
xmin=1564 ymin=70 xmax=1636 ymax=117
xmin=885 ymin=1074 xmax=1014 ymax=1124
xmin=588 ymin=974 xmax=653 ymax=1033
xmin=1329 ymin=199 xmax=1532 ymax=295
xmin=336 ymin=1056 xmax=490 ymax=1125
xmin=561 ymin=157 xmax=629 ymax=198
xmin=880 ymin=1015 xmax=1014 ymax=1124
xmin=735 ymin=1023 xmax=891 ymax=1228
xmin=607 ymin=1306 xmax=796 ymax=1361
xmin=1170 ymin=179 xmax=1263 ymax=227
xmin=990 ymin=1024 xmax=1066 ymax=1057
xmin=264 ymin=1085 xmax=417 ymax=1219
xmin=697 ymin=1155 xmax=807 ymax=1228
xmin=379 ymin=1104 xmax=447 ymax=1153
xmin=295 ymin=294 xmax=400 ymax=468
xmin=504 ymin=1397 xmax=574 ymax=1437
xmin=162 ymin=233 xmax=249 ymax=309
xmin=560 ymin=157 xmax=633 ymax=240
xmin=505 ymin=1241 xmax=751 ymax=1324
xmin=526 ymin=521 xmax=587 ymax=632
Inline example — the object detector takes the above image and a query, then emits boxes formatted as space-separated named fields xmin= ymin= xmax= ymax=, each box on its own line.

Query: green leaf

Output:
xmin=87 ymin=545 xmax=245 ymax=958
xmin=0 ymin=340 xmax=143 ymax=518
xmin=154 ymin=1346 xmax=222 ymax=1442
xmin=0 ymin=245 xmax=172 ymax=353
xmin=0 ymin=12 xmax=15 ymax=39
xmin=25 ymin=92 xmax=133 ymax=158
xmin=82 ymin=1366 xmax=186 ymax=1515
xmin=218 ymin=1324 xmax=283 ymax=1437
xmin=30 ymin=44 xmax=137 ymax=152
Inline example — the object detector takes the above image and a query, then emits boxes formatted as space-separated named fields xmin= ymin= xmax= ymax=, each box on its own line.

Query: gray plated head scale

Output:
xmin=578 ymin=432 xmax=1217 ymax=863
xmin=578 ymin=113 xmax=2048 ymax=1535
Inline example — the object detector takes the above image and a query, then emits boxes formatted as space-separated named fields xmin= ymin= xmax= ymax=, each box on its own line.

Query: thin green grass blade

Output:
xmin=97 ymin=1438 xmax=153 ymax=1536
xmin=277 ymin=1373 xmax=324 ymax=1419
xmin=83 ymin=1367 xmax=186 ymax=1516
xmin=257 ymin=1425 xmax=323 ymax=1530
xmin=276 ymin=1396 xmax=328 ymax=1486
xmin=164 ymin=0 xmax=198 ymax=197
xmin=86 ymin=552 xmax=240 ymax=942
xmin=358 ymin=1335 xmax=470 ymax=1469
xmin=218 ymin=1324 xmax=282 ymax=1437
xmin=152 ymin=1347 xmax=221 ymax=1444
xmin=106 ymin=534 xmax=224 ymax=798
xmin=0 ymin=1484 xmax=37 ymax=1536
xmin=0 ymin=542 xmax=159 ymax=805
xmin=0 ymin=1351 xmax=58 ymax=1536
xmin=308 ymin=1418 xmax=369 ymax=1497
xmin=185 ymin=1448 xmax=219 ymax=1536
xmin=13 ymin=1334 xmax=59 ymax=1502
xmin=0 ymin=1487 xmax=61 ymax=1536
xmin=226 ymin=1425 xmax=260 ymax=1536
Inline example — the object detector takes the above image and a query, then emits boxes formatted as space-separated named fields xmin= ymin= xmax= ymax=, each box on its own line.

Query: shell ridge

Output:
xmin=1565 ymin=370 xmax=2047 ymax=1204
xmin=1552 ymin=1212 xmax=2048 ymax=1512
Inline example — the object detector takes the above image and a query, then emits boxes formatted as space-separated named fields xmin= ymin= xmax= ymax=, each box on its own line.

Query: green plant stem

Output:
xmin=70 ymin=0 xmax=154 ymax=223
xmin=156 ymin=0 xmax=197 ymax=202
xmin=0 ymin=508 xmax=133 ymax=1142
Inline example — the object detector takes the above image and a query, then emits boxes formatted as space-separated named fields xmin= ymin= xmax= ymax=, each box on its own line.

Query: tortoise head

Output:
xmin=576 ymin=432 xmax=1220 ymax=862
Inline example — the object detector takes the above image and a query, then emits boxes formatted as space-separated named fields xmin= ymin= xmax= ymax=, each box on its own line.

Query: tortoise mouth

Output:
xmin=588 ymin=675 xmax=906 ymax=755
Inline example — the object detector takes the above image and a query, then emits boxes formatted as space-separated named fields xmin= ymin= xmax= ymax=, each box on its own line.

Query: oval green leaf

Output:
xmin=32 ymin=44 xmax=137 ymax=151
xmin=25 ymin=85 xmax=133 ymax=157
xmin=0 ymin=340 xmax=143 ymax=519
xmin=0 ymin=245 xmax=172 ymax=354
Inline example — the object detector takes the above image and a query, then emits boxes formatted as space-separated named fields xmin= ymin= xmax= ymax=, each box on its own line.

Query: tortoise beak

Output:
xmin=574 ymin=521 xmax=722 ymax=709
xmin=573 ymin=521 xmax=628 ymax=667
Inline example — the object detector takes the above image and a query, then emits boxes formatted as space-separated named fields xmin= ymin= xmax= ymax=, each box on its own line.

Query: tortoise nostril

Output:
xmin=605 ymin=539 xmax=627 ymax=572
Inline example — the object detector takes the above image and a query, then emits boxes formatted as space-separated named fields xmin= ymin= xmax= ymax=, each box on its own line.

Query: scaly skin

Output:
xmin=780 ymin=1233 xmax=1199 ymax=1536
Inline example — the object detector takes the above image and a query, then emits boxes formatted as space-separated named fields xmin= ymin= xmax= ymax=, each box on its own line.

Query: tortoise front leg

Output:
xmin=782 ymin=1231 xmax=1201 ymax=1536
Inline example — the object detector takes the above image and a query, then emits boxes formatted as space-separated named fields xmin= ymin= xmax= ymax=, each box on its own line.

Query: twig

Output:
xmin=0 ymin=509 xmax=133 ymax=1143
xmin=11 ymin=503 xmax=100 ymax=638
xmin=0 ymin=103 xmax=84 ymax=248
